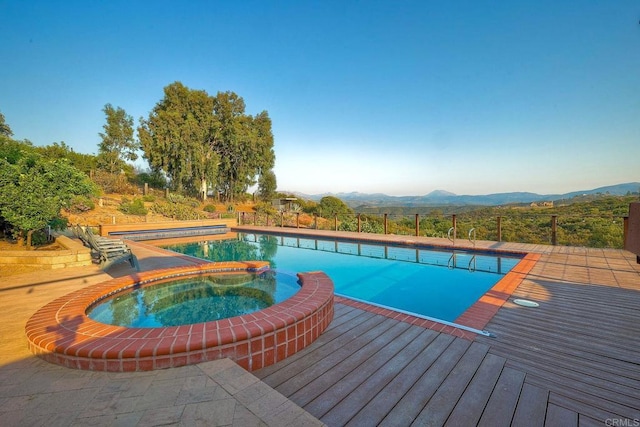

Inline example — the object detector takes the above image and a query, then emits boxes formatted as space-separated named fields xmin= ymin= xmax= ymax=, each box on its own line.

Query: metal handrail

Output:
xmin=468 ymin=255 xmax=476 ymax=272
xmin=468 ymin=228 xmax=476 ymax=247
xmin=447 ymin=227 xmax=456 ymax=245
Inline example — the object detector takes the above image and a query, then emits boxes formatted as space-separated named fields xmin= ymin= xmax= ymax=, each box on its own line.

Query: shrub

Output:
xmin=30 ymin=230 xmax=48 ymax=246
xmin=135 ymin=170 xmax=167 ymax=189
xmin=119 ymin=197 xmax=148 ymax=215
xmin=91 ymin=170 xmax=138 ymax=194
xmin=254 ymin=201 xmax=277 ymax=216
xmin=338 ymin=217 xmax=384 ymax=234
xmin=67 ymin=195 xmax=95 ymax=213
xmin=203 ymin=204 xmax=218 ymax=213
xmin=48 ymin=216 xmax=68 ymax=231
xmin=151 ymin=201 xmax=202 ymax=220
xmin=167 ymin=193 xmax=200 ymax=208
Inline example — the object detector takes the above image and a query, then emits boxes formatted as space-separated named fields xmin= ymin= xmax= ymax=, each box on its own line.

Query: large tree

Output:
xmin=97 ymin=104 xmax=138 ymax=174
xmin=138 ymin=82 xmax=219 ymax=197
xmin=212 ymin=93 xmax=275 ymax=201
xmin=138 ymin=82 xmax=276 ymax=201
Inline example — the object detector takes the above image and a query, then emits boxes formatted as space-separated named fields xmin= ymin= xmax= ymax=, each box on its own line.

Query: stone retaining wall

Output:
xmin=0 ymin=235 xmax=92 ymax=270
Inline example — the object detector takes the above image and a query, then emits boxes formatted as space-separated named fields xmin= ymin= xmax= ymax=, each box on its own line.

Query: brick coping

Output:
xmin=336 ymin=253 xmax=541 ymax=341
xmin=25 ymin=262 xmax=334 ymax=372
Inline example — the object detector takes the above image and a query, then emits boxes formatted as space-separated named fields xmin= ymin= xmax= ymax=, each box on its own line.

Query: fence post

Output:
xmin=551 ymin=215 xmax=558 ymax=245
xmin=314 ymin=214 xmax=317 ymax=229
xmin=254 ymin=212 xmax=257 ymax=226
xmin=241 ymin=212 xmax=245 ymax=225
xmin=281 ymin=212 xmax=284 ymax=227
xmin=452 ymin=214 xmax=457 ymax=241
xmin=143 ymin=182 xmax=149 ymax=195
xmin=357 ymin=214 xmax=361 ymax=233
xmin=384 ymin=214 xmax=388 ymax=235
xmin=415 ymin=214 xmax=420 ymax=237
xmin=296 ymin=212 xmax=300 ymax=229
xmin=266 ymin=214 xmax=270 ymax=227
xmin=334 ymin=214 xmax=338 ymax=231
xmin=623 ymin=216 xmax=629 ymax=248
xmin=497 ymin=216 xmax=502 ymax=242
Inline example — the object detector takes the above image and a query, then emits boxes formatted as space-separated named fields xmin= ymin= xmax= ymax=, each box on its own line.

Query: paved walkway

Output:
xmin=0 ymin=240 xmax=323 ymax=426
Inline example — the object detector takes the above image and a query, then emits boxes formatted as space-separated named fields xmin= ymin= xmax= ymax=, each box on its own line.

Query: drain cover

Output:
xmin=513 ymin=299 xmax=539 ymax=308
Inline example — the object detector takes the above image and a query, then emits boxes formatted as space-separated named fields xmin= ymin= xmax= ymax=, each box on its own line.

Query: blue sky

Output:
xmin=1 ymin=1 xmax=638 ymax=196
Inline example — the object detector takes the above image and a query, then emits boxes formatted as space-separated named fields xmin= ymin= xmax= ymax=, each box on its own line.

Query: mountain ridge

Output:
xmin=284 ymin=182 xmax=640 ymax=208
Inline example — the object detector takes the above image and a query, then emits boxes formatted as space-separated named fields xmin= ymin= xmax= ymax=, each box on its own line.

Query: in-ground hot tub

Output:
xmin=25 ymin=262 xmax=334 ymax=372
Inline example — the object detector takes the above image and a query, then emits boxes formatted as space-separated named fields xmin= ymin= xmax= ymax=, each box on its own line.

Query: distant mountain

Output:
xmin=287 ymin=182 xmax=640 ymax=208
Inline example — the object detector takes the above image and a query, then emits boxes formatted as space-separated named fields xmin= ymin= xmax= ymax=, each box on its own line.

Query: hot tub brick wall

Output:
xmin=25 ymin=263 xmax=334 ymax=372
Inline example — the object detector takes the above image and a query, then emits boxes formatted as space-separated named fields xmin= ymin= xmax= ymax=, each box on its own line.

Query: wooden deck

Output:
xmin=253 ymin=238 xmax=640 ymax=426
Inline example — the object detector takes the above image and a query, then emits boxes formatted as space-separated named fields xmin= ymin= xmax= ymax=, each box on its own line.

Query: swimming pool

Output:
xmin=163 ymin=233 xmax=523 ymax=324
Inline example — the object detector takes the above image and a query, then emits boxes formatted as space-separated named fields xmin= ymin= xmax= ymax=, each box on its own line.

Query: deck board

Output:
xmin=318 ymin=328 xmax=437 ymax=425
xmin=545 ymin=403 xmax=578 ymax=427
xmin=344 ymin=332 xmax=454 ymax=427
xmin=442 ymin=352 xmax=506 ymax=426
xmin=276 ymin=315 xmax=395 ymax=397
xmin=302 ymin=322 xmax=419 ymax=417
xmin=476 ymin=368 xmax=526 ymax=427
xmin=376 ymin=338 xmax=471 ymax=427
xmin=412 ymin=342 xmax=492 ymax=426
xmin=510 ymin=383 xmax=549 ymax=427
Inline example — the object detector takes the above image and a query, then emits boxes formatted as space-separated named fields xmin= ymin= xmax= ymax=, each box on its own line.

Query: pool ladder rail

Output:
xmin=448 ymin=227 xmax=477 ymax=248
xmin=447 ymin=253 xmax=477 ymax=272
xmin=447 ymin=227 xmax=456 ymax=245
xmin=468 ymin=228 xmax=476 ymax=248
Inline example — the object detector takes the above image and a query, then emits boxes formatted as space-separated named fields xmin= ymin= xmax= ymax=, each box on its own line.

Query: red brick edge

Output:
xmin=337 ymin=253 xmax=541 ymax=341
xmin=25 ymin=262 xmax=334 ymax=372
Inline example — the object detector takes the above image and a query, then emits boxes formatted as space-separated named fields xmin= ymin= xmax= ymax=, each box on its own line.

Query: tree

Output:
xmin=97 ymin=104 xmax=138 ymax=174
xmin=258 ymin=169 xmax=277 ymax=201
xmin=212 ymin=93 xmax=275 ymax=202
xmin=35 ymin=141 xmax=97 ymax=175
xmin=139 ymin=82 xmax=276 ymax=202
xmin=0 ymin=155 xmax=98 ymax=248
xmin=317 ymin=196 xmax=353 ymax=220
xmin=138 ymin=82 xmax=219 ymax=198
xmin=0 ymin=111 xmax=13 ymax=137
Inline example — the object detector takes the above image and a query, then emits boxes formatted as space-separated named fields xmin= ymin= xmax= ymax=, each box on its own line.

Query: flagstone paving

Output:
xmin=0 ymin=241 xmax=323 ymax=427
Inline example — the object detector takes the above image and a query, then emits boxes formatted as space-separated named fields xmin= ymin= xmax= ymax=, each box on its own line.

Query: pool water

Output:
xmin=163 ymin=233 xmax=522 ymax=322
xmin=165 ymin=234 xmax=521 ymax=322
xmin=87 ymin=271 xmax=301 ymax=327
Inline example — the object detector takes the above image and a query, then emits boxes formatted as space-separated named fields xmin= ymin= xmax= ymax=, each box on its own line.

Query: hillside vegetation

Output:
xmin=264 ymin=194 xmax=639 ymax=249
xmin=90 ymin=192 xmax=635 ymax=249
